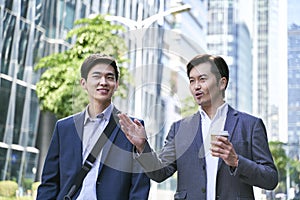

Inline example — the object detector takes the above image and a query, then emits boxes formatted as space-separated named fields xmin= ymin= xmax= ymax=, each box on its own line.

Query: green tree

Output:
xmin=290 ymin=158 xmax=300 ymax=187
xmin=269 ymin=141 xmax=288 ymax=182
xmin=269 ymin=141 xmax=300 ymax=193
xmin=180 ymin=96 xmax=197 ymax=117
xmin=34 ymin=14 xmax=130 ymax=119
xmin=269 ymin=141 xmax=289 ymax=193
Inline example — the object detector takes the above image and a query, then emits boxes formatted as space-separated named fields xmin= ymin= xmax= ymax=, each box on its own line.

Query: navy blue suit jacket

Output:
xmin=37 ymin=108 xmax=150 ymax=200
xmin=136 ymin=105 xmax=278 ymax=200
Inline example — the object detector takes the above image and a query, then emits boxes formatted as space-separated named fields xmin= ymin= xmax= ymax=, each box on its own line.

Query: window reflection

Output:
xmin=20 ymin=0 xmax=29 ymax=18
xmin=28 ymin=90 xmax=39 ymax=146
xmin=0 ymin=79 xmax=11 ymax=141
xmin=13 ymin=85 xmax=26 ymax=144
xmin=9 ymin=149 xmax=22 ymax=181
xmin=17 ymin=20 xmax=30 ymax=80
xmin=4 ymin=0 xmax=13 ymax=10
xmin=24 ymin=151 xmax=38 ymax=180
xmin=0 ymin=147 xmax=7 ymax=179
xmin=1 ymin=11 xmax=15 ymax=75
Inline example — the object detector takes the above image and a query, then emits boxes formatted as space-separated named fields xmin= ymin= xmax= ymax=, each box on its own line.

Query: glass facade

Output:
xmin=288 ymin=24 xmax=300 ymax=158
xmin=207 ymin=0 xmax=253 ymax=113
xmin=0 ymin=0 xmax=71 ymax=189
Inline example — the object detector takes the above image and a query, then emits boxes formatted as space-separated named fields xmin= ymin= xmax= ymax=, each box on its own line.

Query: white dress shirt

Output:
xmin=199 ymin=102 xmax=228 ymax=200
xmin=76 ymin=104 xmax=113 ymax=200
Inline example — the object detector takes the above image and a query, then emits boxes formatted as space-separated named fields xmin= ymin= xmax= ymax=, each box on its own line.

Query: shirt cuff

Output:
xmin=229 ymin=156 xmax=239 ymax=176
xmin=229 ymin=166 xmax=238 ymax=176
xmin=133 ymin=145 xmax=146 ymax=158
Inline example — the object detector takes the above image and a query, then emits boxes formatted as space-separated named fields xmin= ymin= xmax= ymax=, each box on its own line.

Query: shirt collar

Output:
xmin=84 ymin=103 xmax=114 ymax=125
xmin=199 ymin=102 xmax=228 ymax=120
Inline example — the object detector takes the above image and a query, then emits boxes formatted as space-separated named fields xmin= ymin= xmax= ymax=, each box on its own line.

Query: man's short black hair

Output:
xmin=186 ymin=54 xmax=229 ymax=90
xmin=81 ymin=53 xmax=119 ymax=81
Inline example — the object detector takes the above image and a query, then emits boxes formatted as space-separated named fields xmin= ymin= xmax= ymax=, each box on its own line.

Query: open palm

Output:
xmin=118 ymin=113 xmax=147 ymax=152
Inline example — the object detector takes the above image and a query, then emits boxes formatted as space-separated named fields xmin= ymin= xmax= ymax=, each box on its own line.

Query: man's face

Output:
xmin=189 ymin=62 xmax=225 ymax=108
xmin=81 ymin=63 xmax=118 ymax=105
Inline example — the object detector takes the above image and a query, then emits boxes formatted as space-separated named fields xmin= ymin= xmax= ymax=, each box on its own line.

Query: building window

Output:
xmin=0 ymin=147 xmax=8 ymax=179
xmin=1 ymin=13 xmax=16 ymax=75
xmin=13 ymin=85 xmax=26 ymax=144
xmin=0 ymin=79 xmax=11 ymax=141
xmin=8 ymin=149 xmax=22 ymax=181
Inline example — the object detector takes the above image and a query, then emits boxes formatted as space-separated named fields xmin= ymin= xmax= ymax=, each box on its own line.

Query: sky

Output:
xmin=288 ymin=0 xmax=300 ymax=25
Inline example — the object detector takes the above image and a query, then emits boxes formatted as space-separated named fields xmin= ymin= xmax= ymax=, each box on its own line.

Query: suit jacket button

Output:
xmin=201 ymin=188 xmax=206 ymax=193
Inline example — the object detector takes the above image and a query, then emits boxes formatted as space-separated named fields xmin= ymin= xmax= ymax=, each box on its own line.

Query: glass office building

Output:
xmin=1 ymin=0 xmax=43 ymax=187
xmin=0 ymin=0 xmax=73 ymax=189
xmin=288 ymin=25 xmax=300 ymax=158
xmin=206 ymin=0 xmax=253 ymax=113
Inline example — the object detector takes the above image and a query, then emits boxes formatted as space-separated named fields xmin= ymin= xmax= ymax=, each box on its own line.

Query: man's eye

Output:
xmin=107 ymin=76 xmax=115 ymax=80
xmin=92 ymin=75 xmax=101 ymax=79
xmin=189 ymin=79 xmax=194 ymax=83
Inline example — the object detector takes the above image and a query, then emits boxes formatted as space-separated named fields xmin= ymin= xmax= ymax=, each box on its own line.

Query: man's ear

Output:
xmin=114 ymin=81 xmax=119 ymax=91
xmin=219 ymin=77 xmax=227 ymax=90
xmin=80 ymin=78 xmax=86 ymax=89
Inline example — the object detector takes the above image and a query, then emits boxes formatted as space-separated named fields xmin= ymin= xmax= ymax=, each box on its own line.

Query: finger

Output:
xmin=118 ymin=113 xmax=130 ymax=123
xmin=119 ymin=113 xmax=134 ymax=127
xmin=133 ymin=119 xmax=144 ymax=127
xmin=118 ymin=114 xmax=127 ymax=125
xmin=216 ymin=136 xmax=228 ymax=143
xmin=211 ymin=151 xmax=221 ymax=158
xmin=215 ymin=137 xmax=232 ymax=149
xmin=120 ymin=124 xmax=129 ymax=134
xmin=211 ymin=141 xmax=222 ymax=148
xmin=119 ymin=120 xmax=128 ymax=132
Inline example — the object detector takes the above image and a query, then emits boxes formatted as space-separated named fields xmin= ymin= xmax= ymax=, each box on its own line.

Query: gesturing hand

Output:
xmin=118 ymin=113 xmax=147 ymax=153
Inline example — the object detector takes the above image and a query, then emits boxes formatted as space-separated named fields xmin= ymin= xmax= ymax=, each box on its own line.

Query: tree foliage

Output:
xmin=269 ymin=141 xmax=289 ymax=181
xmin=34 ymin=15 xmax=130 ymax=119
xmin=269 ymin=141 xmax=300 ymax=193
xmin=180 ymin=96 xmax=198 ymax=117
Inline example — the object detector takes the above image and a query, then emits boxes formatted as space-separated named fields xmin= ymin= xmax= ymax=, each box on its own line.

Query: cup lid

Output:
xmin=220 ymin=130 xmax=229 ymax=136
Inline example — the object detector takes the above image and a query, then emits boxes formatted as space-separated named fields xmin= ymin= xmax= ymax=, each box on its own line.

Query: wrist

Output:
xmin=234 ymin=155 xmax=239 ymax=167
xmin=136 ymin=143 xmax=146 ymax=154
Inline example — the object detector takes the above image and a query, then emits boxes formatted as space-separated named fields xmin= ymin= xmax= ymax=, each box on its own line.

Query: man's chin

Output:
xmin=95 ymin=96 xmax=112 ymax=102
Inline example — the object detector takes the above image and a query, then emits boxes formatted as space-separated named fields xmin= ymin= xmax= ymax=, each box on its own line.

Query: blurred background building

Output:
xmin=286 ymin=2 xmax=300 ymax=197
xmin=0 ymin=0 xmax=300 ymax=199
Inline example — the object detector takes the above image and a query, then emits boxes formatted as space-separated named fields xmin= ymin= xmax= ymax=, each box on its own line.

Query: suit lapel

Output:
xmin=73 ymin=110 xmax=85 ymax=141
xmin=224 ymin=106 xmax=239 ymax=142
xmin=72 ymin=111 xmax=85 ymax=165
xmin=191 ymin=113 xmax=206 ymax=159
xmin=218 ymin=106 xmax=239 ymax=169
xmin=183 ymin=112 xmax=202 ymax=150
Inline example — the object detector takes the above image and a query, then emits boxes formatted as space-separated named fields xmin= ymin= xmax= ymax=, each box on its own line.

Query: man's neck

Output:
xmin=88 ymin=101 xmax=111 ymax=118
xmin=202 ymin=100 xmax=225 ymax=119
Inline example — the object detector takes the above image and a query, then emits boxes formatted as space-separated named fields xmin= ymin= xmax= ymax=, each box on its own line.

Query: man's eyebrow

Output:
xmin=189 ymin=74 xmax=208 ymax=79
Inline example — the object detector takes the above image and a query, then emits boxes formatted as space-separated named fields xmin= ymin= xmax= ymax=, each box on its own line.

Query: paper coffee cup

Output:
xmin=211 ymin=130 xmax=229 ymax=144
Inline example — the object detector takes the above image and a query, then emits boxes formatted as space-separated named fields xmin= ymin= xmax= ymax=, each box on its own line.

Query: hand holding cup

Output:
xmin=211 ymin=130 xmax=229 ymax=148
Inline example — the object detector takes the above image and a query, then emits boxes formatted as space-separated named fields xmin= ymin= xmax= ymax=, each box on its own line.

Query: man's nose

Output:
xmin=195 ymin=81 xmax=201 ymax=89
xmin=99 ymin=76 xmax=107 ymax=85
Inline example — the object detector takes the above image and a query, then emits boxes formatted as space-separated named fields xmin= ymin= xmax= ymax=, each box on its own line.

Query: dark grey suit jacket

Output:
xmin=136 ymin=105 xmax=278 ymax=200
